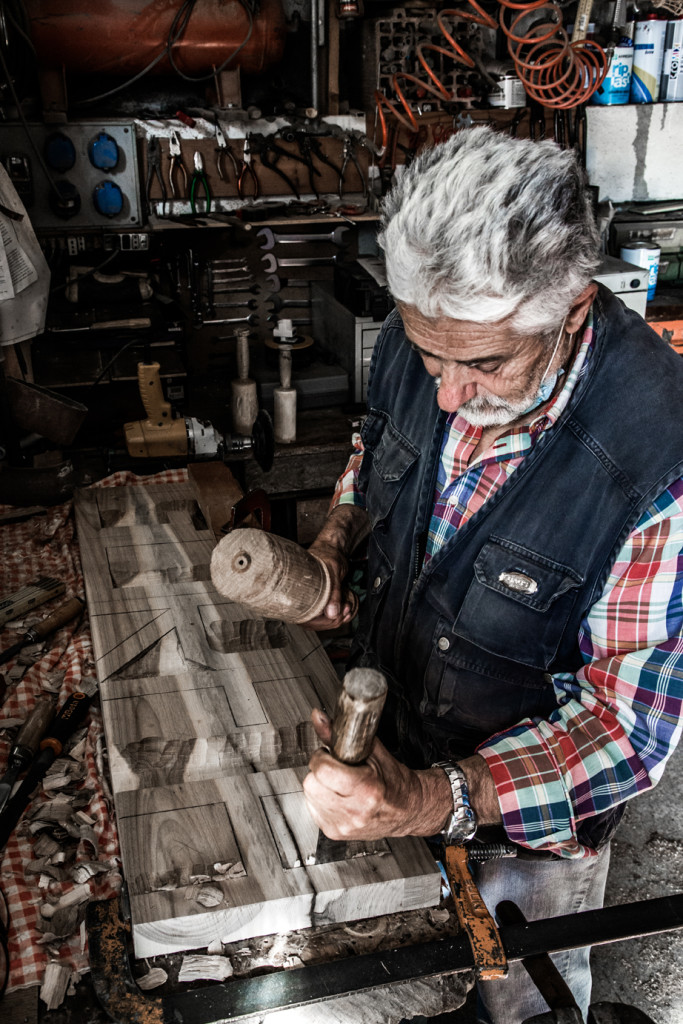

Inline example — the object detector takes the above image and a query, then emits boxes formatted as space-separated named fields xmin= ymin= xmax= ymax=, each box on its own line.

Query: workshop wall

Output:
xmin=0 ymin=0 xmax=681 ymax=507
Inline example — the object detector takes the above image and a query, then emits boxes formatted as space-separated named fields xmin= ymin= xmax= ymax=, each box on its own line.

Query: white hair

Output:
xmin=378 ymin=126 xmax=601 ymax=335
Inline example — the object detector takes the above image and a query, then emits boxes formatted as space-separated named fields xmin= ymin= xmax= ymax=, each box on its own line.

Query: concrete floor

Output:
xmin=591 ymin=745 xmax=683 ymax=1024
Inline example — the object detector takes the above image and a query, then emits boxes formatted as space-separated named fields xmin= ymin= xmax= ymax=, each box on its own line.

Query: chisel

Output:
xmin=0 ymin=698 xmax=55 ymax=814
xmin=0 ymin=690 xmax=92 ymax=850
xmin=313 ymin=667 xmax=388 ymax=864
xmin=0 ymin=596 xmax=84 ymax=666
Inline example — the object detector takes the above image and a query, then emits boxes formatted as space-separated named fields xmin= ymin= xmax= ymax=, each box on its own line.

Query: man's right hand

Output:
xmin=302 ymin=504 xmax=371 ymax=631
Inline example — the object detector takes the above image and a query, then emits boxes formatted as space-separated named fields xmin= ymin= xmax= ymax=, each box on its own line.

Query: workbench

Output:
xmin=0 ymin=468 xmax=474 ymax=1022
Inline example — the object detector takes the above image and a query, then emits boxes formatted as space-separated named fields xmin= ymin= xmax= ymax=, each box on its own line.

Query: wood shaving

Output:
xmin=178 ymin=955 xmax=233 ymax=983
xmin=185 ymin=883 xmax=225 ymax=908
xmin=42 ymin=775 xmax=73 ymax=792
xmin=75 ymin=810 xmax=96 ymax=826
xmin=28 ymin=797 xmax=73 ymax=822
xmin=33 ymin=834 xmax=61 ymax=858
xmin=42 ymin=670 xmax=66 ymax=694
xmin=72 ymin=861 xmax=110 ymax=884
xmin=69 ymin=736 xmax=87 ymax=761
xmin=53 ymin=882 xmax=91 ymax=910
xmin=0 ymin=716 xmax=25 ymax=729
xmin=136 ymin=967 xmax=168 ymax=991
xmin=78 ymin=824 xmax=98 ymax=851
xmin=25 ymin=858 xmax=69 ymax=882
xmin=211 ymin=860 xmax=247 ymax=879
xmin=46 ymin=905 xmax=81 ymax=939
xmin=40 ymin=961 xmax=71 ymax=1010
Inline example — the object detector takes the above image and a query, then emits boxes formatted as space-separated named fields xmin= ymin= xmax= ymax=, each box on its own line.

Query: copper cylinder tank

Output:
xmin=25 ymin=0 xmax=287 ymax=77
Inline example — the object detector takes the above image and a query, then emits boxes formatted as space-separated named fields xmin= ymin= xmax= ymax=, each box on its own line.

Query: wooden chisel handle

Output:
xmin=28 ymin=597 xmax=84 ymax=641
xmin=12 ymin=698 xmax=55 ymax=760
xmin=330 ymin=668 xmax=388 ymax=765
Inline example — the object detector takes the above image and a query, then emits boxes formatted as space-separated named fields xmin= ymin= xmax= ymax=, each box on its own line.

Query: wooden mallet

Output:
xmin=313 ymin=667 xmax=388 ymax=863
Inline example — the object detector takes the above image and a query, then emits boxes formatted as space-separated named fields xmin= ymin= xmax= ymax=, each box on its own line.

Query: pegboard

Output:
xmin=367 ymin=7 xmax=497 ymax=114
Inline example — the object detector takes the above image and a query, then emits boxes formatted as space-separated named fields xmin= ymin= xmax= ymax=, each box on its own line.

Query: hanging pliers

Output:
xmin=146 ymin=136 xmax=167 ymax=215
xmin=167 ymin=131 xmax=188 ymax=201
xmin=215 ymin=123 xmax=240 ymax=183
xmin=339 ymin=135 xmax=367 ymax=198
xmin=237 ymin=136 xmax=259 ymax=199
xmin=249 ymin=133 xmax=310 ymax=200
xmin=190 ymin=151 xmax=211 ymax=214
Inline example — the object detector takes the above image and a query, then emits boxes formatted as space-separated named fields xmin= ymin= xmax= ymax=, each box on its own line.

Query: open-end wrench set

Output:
xmin=193 ymin=225 xmax=357 ymax=386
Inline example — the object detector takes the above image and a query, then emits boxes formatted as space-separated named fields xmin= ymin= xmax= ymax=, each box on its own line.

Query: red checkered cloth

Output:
xmin=0 ymin=469 xmax=187 ymax=995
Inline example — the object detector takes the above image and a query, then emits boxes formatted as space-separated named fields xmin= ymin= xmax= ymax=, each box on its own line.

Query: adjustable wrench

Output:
xmin=261 ymin=253 xmax=337 ymax=273
xmin=257 ymin=226 xmax=349 ymax=250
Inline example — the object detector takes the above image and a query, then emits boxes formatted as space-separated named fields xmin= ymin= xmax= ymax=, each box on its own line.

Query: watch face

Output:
xmin=446 ymin=813 xmax=477 ymax=843
xmin=460 ymin=817 xmax=478 ymax=841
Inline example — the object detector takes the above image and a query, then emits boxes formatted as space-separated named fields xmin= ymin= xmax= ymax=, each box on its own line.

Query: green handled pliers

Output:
xmin=190 ymin=151 xmax=211 ymax=215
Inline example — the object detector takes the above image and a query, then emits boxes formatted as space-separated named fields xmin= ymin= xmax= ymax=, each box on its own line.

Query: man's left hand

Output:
xmin=303 ymin=708 xmax=453 ymax=840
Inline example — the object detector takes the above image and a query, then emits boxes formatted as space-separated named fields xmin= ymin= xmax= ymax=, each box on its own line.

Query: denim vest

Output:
xmin=352 ymin=285 xmax=683 ymax=850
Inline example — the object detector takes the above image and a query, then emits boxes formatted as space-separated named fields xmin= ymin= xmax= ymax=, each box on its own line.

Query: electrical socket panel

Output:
xmin=0 ymin=121 xmax=142 ymax=230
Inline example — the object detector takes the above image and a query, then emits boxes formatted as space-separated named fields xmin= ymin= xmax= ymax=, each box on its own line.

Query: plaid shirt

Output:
xmin=333 ymin=314 xmax=683 ymax=858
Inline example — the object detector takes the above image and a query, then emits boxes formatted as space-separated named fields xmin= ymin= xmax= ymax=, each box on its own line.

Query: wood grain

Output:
xmin=116 ymin=768 xmax=439 ymax=957
xmin=75 ymin=483 xmax=440 ymax=958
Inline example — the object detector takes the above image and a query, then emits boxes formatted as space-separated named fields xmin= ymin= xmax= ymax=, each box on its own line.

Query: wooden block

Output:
xmin=116 ymin=769 xmax=440 ymax=958
xmin=75 ymin=482 xmax=441 ymax=958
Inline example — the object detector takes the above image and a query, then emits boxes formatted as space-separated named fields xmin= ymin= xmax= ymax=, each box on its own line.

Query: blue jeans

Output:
xmin=473 ymin=844 xmax=611 ymax=1024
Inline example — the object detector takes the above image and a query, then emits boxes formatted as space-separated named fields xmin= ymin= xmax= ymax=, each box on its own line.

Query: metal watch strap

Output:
xmin=433 ymin=759 xmax=478 ymax=843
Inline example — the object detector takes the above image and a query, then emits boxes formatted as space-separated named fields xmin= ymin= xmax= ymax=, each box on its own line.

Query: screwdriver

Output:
xmin=0 ymin=691 xmax=92 ymax=851
xmin=0 ymin=596 xmax=84 ymax=666
xmin=0 ymin=698 xmax=55 ymax=814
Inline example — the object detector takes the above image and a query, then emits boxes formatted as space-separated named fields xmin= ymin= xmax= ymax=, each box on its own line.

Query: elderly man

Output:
xmin=302 ymin=127 xmax=683 ymax=1023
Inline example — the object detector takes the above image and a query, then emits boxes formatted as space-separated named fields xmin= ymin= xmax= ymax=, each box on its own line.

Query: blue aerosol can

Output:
xmin=591 ymin=38 xmax=633 ymax=104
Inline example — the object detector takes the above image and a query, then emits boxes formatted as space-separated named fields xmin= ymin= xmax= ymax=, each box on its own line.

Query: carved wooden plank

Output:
xmin=116 ymin=768 xmax=440 ymax=958
xmin=75 ymin=483 xmax=441 ymax=957
xmin=100 ymin=666 xmax=331 ymax=790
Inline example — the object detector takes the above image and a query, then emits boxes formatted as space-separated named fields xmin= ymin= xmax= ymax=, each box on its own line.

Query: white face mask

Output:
xmin=518 ymin=317 xmax=567 ymax=417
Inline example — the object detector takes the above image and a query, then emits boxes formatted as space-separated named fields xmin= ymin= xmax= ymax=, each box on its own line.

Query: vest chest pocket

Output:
xmin=358 ymin=410 xmax=420 ymax=527
xmin=451 ymin=536 xmax=584 ymax=669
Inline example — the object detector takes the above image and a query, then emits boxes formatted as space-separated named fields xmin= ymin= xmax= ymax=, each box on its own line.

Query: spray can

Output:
xmin=660 ymin=19 xmax=683 ymax=101
xmin=620 ymin=242 xmax=661 ymax=301
xmin=631 ymin=16 xmax=667 ymax=102
xmin=591 ymin=39 xmax=633 ymax=104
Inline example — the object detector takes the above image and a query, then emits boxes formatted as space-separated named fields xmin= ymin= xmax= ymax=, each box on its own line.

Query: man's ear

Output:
xmin=566 ymin=282 xmax=598 ymax=334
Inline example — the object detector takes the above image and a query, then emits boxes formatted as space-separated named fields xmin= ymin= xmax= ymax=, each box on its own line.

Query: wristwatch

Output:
xmin=433 ymin=760 xmax=477 ymax=843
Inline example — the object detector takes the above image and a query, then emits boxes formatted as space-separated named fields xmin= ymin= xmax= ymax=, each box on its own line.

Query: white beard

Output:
xmin=434 ymin=376 xmax=539 ymax=428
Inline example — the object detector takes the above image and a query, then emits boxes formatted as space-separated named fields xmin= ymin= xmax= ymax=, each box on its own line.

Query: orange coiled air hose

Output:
xmin=498 ymin=0 xmax=608 ymax=108
xmin=374 ymin=1 xmax=498 ymax=148
xmin=373 ymin=0 xmax=609 ymax=149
